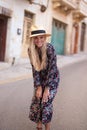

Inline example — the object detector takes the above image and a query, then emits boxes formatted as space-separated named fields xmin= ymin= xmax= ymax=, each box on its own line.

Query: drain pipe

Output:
xmin=11 ymin=57 xmax=15 ymax=66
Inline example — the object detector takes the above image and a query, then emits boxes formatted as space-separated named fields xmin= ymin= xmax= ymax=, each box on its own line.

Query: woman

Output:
xmin=28 ymin=26 xmax=60 ymax=130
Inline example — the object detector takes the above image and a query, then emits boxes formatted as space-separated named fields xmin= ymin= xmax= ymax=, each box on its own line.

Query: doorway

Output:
xmin=73 ymin=24 xmax=79 ymax=53
xmin=0 ymin=17 xmax=7 ymax=61
xmin=80 ymin=22 xmax=86 ymax=51
xmin=51 ymin=19 xmax=66 ymax=55
xmin=21 ymin=11 xmax=34 ymax=58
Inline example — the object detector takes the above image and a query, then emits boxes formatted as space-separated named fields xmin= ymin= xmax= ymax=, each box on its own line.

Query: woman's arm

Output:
xmin=42 ymin=44 xmax=60 ymax=102
xmin=32 ymin=66 xmax=41 ymax=88
xmin=46 ymin=44 xmax=60 ymax=88
xmin=32 ymin=67 xmax=42 ymax=98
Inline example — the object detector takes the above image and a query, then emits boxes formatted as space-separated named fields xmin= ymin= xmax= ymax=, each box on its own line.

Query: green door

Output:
xmin=51 ymin=20 xmax=66 ymax=55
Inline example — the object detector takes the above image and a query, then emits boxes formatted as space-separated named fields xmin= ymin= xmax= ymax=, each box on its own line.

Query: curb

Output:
xmin=57 ymin=55 xmax=87 ymax=68
xmin=0 ymin=74 xmax=32 ymax=85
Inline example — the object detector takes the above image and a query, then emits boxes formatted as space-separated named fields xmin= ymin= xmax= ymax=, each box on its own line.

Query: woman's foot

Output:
xmin=36 ymin=127 xmax=42 ymax=130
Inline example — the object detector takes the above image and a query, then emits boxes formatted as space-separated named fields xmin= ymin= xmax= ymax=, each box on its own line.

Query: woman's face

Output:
xmin=33 ymin=35 xmax=46 ymax=48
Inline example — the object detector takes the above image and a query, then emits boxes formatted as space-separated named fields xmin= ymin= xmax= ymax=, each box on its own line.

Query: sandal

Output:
xmin=36 ymin=127 xmax=42 ymax=130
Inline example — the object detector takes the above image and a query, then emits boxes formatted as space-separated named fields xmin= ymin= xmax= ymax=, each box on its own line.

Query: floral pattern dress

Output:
xmin=29 ymin=43 xmax=60 ymax=124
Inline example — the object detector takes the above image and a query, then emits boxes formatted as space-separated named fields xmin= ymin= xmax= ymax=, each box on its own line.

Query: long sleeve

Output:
xmin=32 ymin=66 xmax=41 ymax=88
xmin=45 ymin=44 xmax=60 ymax=88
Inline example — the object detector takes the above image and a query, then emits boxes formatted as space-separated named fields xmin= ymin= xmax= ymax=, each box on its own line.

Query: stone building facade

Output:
xmin=0 ymin=0 xmax=87 ymax=63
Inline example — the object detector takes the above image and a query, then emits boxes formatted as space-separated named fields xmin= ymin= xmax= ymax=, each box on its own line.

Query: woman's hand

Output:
xmin=35 ymin=86 xmax=42 ymax=99
xmin=42 ymin=87 xmax=50 ymax=103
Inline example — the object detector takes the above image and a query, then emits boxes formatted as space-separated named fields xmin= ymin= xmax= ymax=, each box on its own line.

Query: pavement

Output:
xmin=0 ymin=52 xmax=87 ymax=85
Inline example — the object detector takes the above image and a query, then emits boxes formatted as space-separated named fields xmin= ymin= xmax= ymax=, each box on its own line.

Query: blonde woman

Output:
xmin=28 ymin=26 xmax=60 ymax=130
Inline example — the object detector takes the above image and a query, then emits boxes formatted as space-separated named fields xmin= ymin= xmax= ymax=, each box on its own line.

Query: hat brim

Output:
xmin=29 ymin=33 xmax=51 ymax=38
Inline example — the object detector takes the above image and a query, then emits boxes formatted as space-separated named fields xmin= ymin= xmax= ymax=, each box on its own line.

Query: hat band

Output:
xmin=31 ymin=30 xmax=46 ymax=35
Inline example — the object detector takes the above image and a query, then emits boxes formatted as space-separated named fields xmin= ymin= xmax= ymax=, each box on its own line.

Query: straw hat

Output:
xmin=29 ymin=25 xmax=51 ymax=38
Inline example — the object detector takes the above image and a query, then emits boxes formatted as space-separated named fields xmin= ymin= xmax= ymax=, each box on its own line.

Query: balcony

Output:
xmin=52 ymin=0 xmax=77 ymax=14
xmin=73 ymin=0 xmax=87 ymax=21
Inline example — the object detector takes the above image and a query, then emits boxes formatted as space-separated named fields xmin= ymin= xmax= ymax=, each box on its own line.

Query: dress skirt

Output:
xmin=29 ymin=88 xmax=57 ymax=124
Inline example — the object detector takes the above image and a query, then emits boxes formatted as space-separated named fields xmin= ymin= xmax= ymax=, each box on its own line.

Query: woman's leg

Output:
xmin=37 ymin=121 xmax=42 ymax=129
xmin=45 ymin=122 xmax=51 ymax=130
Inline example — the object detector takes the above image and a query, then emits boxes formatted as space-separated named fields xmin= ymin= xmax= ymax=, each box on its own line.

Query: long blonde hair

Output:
xmin=28 ymin=38 xmax=47 ymax=71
